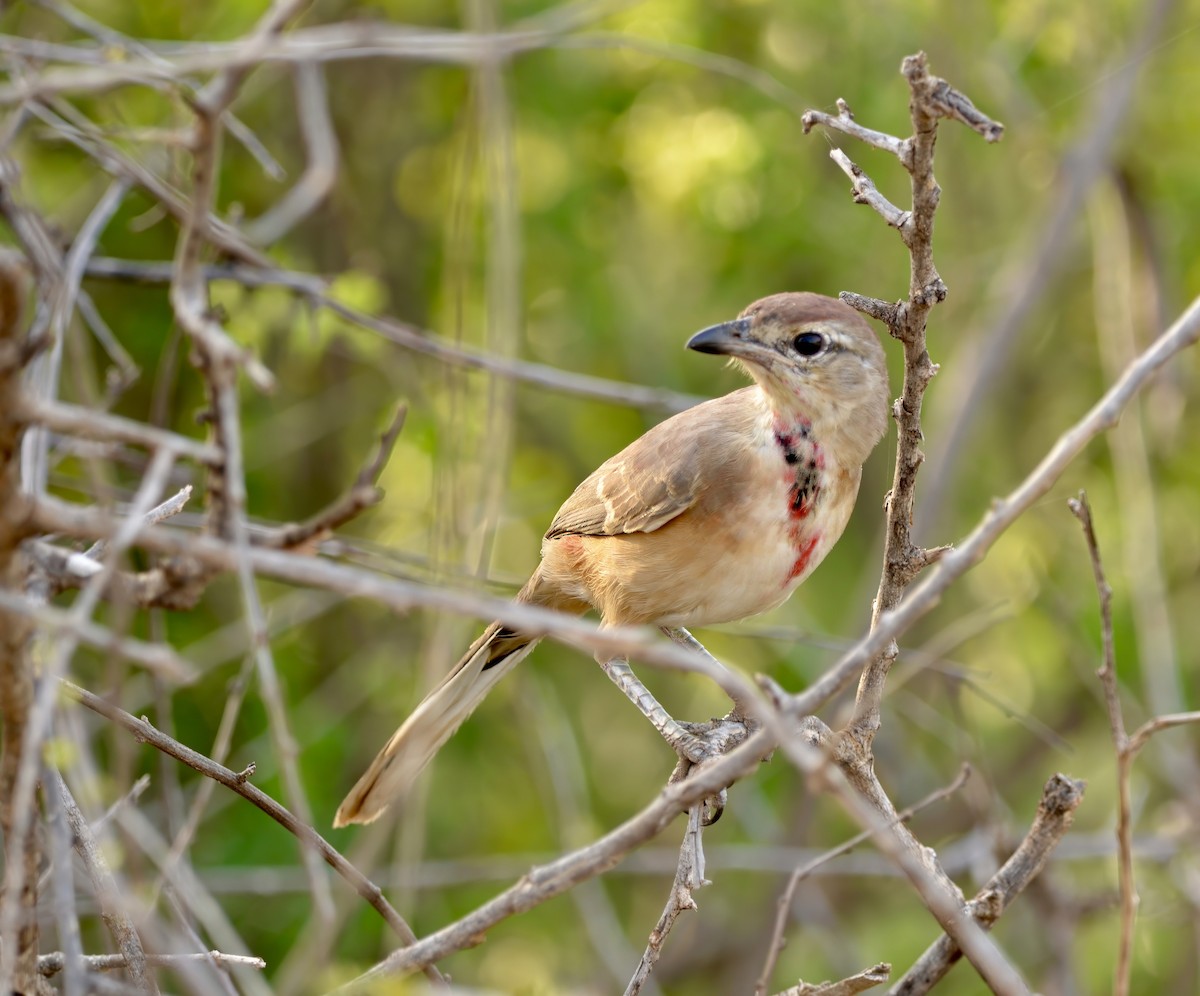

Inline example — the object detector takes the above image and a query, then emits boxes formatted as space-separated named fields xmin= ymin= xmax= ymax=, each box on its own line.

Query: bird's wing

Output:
xmin=545 ymin=393 xmax=746 ymax=539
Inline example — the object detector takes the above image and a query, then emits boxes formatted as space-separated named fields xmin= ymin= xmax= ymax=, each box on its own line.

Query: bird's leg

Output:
xmin=596 ymin=655 xmax=713 ymax=764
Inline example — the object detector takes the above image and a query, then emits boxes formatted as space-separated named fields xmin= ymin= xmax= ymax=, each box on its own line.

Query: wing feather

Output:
xmin=545 ymin=390 xmax=754 ymax=540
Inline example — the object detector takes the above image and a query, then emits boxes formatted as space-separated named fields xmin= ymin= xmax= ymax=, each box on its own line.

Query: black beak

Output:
xmin=686 ymin=317 xmax=752 ymax=355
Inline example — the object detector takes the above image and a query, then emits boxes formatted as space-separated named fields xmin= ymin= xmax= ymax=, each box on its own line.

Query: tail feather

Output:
xmin=334 ymin=623 xmax=538 ymax=827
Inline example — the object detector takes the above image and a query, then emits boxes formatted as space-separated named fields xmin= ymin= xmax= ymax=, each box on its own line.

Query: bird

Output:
xmin=335 ymin=291 xmax=890 ymax=827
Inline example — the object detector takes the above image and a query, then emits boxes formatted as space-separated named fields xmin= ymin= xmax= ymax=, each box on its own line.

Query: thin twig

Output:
xmin=774 ymin=962 xmax=891 ymax=996
xmin=1068 ymin=493 xmax=1200 ymax=996
xmin=62 ymin=679 xmax=447 ymax=987
xmin=625 ymin=802 xmax=708 ymax=995
xmin=774 ymin=724 xmax=1029 ymax=995
xmin=54 ymin=773 xmax=160 ymax=994
xmin=755 ymin=765 xmax=971 ymax=996
xmin=38 ymin=951 xmax=266 ymax=977
xmin=258 ymin=404 xmax=406 ymax=550
xmin=43 ymin=762 xmax=87 ymax=996
xmin=889 ymin=773 xmax=1086 ymax=995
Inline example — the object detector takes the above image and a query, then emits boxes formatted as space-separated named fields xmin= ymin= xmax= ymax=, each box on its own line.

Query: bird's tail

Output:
xmin=334 ymin=620 xmax=540 ymax=827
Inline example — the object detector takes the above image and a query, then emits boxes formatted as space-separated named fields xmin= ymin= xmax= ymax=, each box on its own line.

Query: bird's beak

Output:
xmin=686 ymin=317 xmax=753 ymax=356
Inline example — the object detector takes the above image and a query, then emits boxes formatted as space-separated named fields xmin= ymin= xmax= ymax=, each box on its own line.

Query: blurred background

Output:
xmin=5 ymin=0 xmax=1200 ymax=992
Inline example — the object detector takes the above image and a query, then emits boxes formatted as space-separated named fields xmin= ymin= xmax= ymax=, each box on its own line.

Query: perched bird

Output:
xmin=335 ymin=292 xmax=889 ymax=827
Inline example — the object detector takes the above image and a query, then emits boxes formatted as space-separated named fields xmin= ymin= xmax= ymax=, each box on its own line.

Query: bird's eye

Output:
xmin=793 ymin=331 xmax=824 ymax=356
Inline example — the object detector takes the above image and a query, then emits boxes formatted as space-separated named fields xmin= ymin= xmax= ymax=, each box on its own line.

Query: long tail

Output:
xmin=334 ymin=621 xmax=539 ymax=827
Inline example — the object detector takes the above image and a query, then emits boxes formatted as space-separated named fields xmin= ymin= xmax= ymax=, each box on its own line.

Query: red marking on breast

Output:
xmin=786 ymin=534 xmax=820 ymax=583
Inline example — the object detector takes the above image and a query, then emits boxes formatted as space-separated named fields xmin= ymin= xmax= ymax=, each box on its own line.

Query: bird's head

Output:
xmin=687 ymin=292 xmax=890 ymax=466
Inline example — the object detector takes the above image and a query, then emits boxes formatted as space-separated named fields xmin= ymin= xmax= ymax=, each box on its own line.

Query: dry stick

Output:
xmin=155 ymin=653 xmax=257 ymax=909
xmin=0 ymin=254 xmax=50 ymax=995
xmin=525 ymin=675 xmax=654 ymax=994
xmin=18 ymin=396 xmax=221 ymax=465
xmin=0 ymin=15 xmax=622 ymax=104
xmin=76 ymin=289 xmax=140 ymax=398
xmin=625 ymin=800 xmax=707 ymax=996
xmin=1069 ymin=493 xmax=1133 ymax=995
xmin=55 ymin=774 xmax=160 ymax=993
xmin=811 ymin=52 xmax=1006 ymax=751
xmin=83 ymin=486 xmax=194 ymax=562
xmin=1068 ymin=494 xmax=1200 ymax=996
xmin=215 ymin=370 xmax=338 ymax=923
xmin=890 ymin=774 xmax=1086 ymax=995
xmin=342 ymin=730 xmax=773 ymax=987
xmin=774 ymin=726 xmax=1028 ymax=996
xmin=28 ymin=101 xmax=269 ymax=270
xmin=39 ymin=951 xmax=266 ymax=977
xmin=168 ymin=0 xmax=333 ymax=924
xmin=755 ymin=765 xmax=972 ymax=996
xmin=23 ymin=177 xmax=129 ymax=496
xmin=775 ymin=962 xmax=891 ymax=996
xmin=157 ymin=886 xmax=241 ymax=996
xmin=61 ymin=680 xmax=447 ymax=988
xmin=259 ymin=403 xmax=406 ymax=550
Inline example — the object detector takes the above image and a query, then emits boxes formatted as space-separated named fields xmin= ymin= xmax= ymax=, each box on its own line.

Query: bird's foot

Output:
xmin=673 ymin=712 xmax=754 ymax=825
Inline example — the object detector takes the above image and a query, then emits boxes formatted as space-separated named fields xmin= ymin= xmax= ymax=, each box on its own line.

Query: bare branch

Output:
xmin=1126 ymin=711 xmax=1200 ymax=755
xmin=775 ymin=726 xmax=1030 ymax=995
xmin=756 ymin=765 xmax=971 ymax=996
xmin=38 ymin=951 xmax=266 ymax=977
xmin=81 ymin=257 xmax=703 ymax=412
xmin=18 ymin=396 xmax=221 ymax=465
xmin=342 ymin=730 xmax=774 ymax=985
xmin=0 ymin=589 xmax=195 ymax=681
xmin=801 ymin=99 xmax=908 ymax=158
xmin=259 ymin=404 xmax=405 ymax=550
xmin=61 ymin=680 xmax=447 ymax=986
xmin=1068 ymin=493 xmax=1200 ymax=996
xmin=0 ymin=251 xmax=49 ymax=996
xmin=829 ymin=149 xmax=911 ymax=234
xmin=890 ymin=774 xmax=1086 ymax=995
xmin=774 ymin=962 xmax=891 ymax=996
xmin=625 ymin=802 xmax=708 ymax=995
xmin=54 ymin=773 xmax=160 ymax=994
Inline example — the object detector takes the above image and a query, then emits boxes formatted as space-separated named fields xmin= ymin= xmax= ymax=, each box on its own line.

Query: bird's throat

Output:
xmin=773 ymin=417 xmax=826 ymax=585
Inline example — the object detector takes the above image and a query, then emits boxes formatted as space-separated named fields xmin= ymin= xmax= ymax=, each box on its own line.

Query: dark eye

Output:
xmin=793 ymin=331 xmax=824 ymax=356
